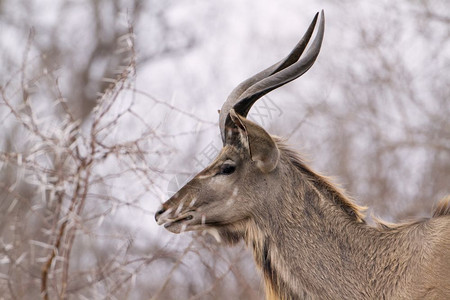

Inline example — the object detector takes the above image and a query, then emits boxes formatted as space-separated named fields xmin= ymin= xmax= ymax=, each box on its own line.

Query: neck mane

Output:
xmin=243 ymin=140 xmax=425 ymax=299
xmin=280 ymin=142 xmax=367 ymax=223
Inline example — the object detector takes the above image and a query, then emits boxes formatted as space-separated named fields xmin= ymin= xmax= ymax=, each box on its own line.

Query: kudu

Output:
xmin=155 ymin=11 xmax=450 ymax=300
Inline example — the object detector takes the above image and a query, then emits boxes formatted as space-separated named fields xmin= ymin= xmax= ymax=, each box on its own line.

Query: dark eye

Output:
xmin=219 ymin=163 xmax=236 ymax=175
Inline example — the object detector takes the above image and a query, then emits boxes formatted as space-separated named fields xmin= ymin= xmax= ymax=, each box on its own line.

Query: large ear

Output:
xmin=228 ymin=109 xmax=279 ymax=173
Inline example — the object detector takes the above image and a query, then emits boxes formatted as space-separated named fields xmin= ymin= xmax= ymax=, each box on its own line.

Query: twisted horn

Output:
xmin=219 ymin=10 xmax=325 ymax=144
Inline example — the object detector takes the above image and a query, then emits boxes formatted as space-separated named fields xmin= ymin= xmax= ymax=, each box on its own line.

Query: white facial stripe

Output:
xmin=188 ymin=197 xmax=197 ymax=208
xmin=197 ymin=173 xmax=214 ymax=180
xmin=175 ymin=198 xmax=185 ymax=216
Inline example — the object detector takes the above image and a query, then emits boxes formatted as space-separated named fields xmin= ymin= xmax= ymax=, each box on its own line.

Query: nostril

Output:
xmin=155 ymin=208 xmax=166 ymax=221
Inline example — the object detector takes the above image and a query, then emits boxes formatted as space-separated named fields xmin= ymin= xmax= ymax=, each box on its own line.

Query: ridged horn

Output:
xmin=219 ymin=10 xmax=325 ymax=144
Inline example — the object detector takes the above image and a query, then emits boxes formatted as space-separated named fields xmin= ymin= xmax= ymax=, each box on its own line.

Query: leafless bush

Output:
xmin=0 ymin=17 xmax=261 ymax=300
xmin=0 ymin=24 xmax=154 ymax=298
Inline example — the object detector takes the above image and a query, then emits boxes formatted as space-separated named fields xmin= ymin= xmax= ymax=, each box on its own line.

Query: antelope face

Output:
xmin=155 ymin=111 xmax=280 ymax=240
xmin=155 ymin=145 xmax=250 ymax=235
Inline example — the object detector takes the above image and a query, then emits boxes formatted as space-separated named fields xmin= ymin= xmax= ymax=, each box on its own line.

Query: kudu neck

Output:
xmin=245 ymin=145 xmax=421 ymax=299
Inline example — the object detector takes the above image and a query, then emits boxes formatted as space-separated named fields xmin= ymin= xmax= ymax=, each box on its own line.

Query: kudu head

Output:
xmin=155 ymin=11 xmax=325 ymax=243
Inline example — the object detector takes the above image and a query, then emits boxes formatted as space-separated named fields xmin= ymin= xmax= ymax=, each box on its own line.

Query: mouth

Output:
xmin=159 ymin=214 xmax=196 ymax=233
xmin=163 ymin=215 xmax=193 ymax=228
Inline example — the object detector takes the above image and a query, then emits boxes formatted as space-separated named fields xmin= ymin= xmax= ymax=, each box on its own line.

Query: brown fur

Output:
xmin=244 ymin=140 xmax=450 ymax=299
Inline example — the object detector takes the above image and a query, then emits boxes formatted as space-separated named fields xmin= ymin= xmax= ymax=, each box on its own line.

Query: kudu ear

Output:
xmin=228 ymin=109 xmax=279 ymax=173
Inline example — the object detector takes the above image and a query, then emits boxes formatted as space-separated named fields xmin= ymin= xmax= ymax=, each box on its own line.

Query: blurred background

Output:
xmin=0 ymin=0 xmax=449 ymax=299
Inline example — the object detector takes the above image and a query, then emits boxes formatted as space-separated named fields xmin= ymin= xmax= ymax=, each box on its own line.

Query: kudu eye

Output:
xmin=219 ymin=162 xmax=236 ymax=175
